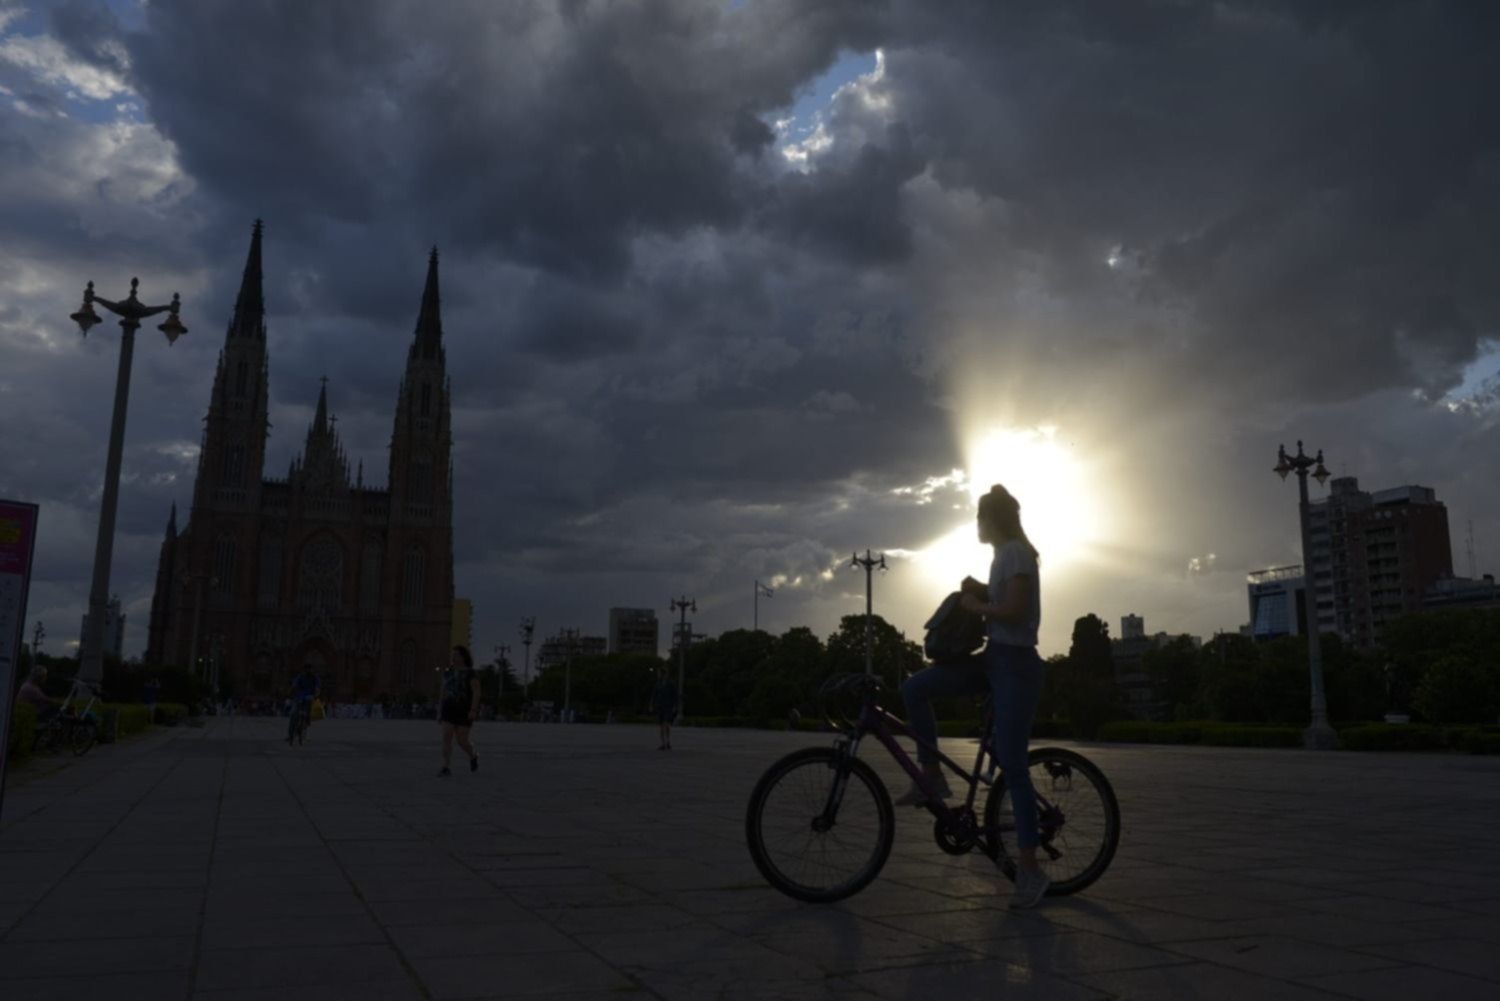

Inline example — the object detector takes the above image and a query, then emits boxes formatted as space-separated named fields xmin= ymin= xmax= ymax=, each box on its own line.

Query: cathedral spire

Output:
xmin=227 ymin=219 xmax=266 ymax=341
xmin=313 ymin=375 xmax=329 ymax=433
xmin=409 ymin=246 xmax=443 ymax=362
xmin=166 ymin=502 xmax=177 ymax=538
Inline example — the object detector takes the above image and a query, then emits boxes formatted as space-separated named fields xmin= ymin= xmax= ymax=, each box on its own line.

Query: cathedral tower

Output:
xmin=384 ymin=249 xmax=455 ymax=687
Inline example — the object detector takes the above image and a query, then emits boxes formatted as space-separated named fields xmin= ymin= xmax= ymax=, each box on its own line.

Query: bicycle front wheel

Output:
xmin=984 ymin=746 xmax=1120 ymax=896
xmin=745 ymin=747 xmax=894 ymax=903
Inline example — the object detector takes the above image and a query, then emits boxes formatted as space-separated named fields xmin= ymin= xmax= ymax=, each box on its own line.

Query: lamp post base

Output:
xmin=1303 ymin=719 xmax=1338 ymax=750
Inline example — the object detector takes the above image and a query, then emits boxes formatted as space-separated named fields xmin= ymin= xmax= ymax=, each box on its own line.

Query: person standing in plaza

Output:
xmin=652 ymin=667 xmax=678 ymax=750
xmin=142 ymin=675 xmax=161 ymax=723
xmin=438 ymin=645 xmax=481 ymax=776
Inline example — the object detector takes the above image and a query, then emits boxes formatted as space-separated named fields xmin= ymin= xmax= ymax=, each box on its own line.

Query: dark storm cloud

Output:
xmin=880 ymin=0 xmax=1500 ymax=402
xmin=6 ymin=0 xmax=1500 ymax=657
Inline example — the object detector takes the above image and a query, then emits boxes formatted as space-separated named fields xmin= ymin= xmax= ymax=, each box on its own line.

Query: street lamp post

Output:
xmin=183 ymin=573 xmax=212 ymax=685
xmin=560 ymin=627 xmax=579 ymax=721
xmin=519 ymin=616 xmax=535 ymax=698
xmin=31 ymin=621 xmax=44 ymax=658
xmin=494 ymin=644 xmax=510 ymax=717
xmin=1274 ymin=440 xmax=1338 ymax=750
xmin=850 ymin=550 xmax=887 ymax=677
xmin=670 ymin=595 xmax=695 ymax=722
xmin=68 ymin=278 xmax=187 ymax=684
xmin=753 ymin=580 xmax=773 ymax=633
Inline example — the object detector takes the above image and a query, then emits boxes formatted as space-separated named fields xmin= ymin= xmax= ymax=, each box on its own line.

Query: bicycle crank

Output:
xmin=933 ymin=807 xmax=980 ymax=855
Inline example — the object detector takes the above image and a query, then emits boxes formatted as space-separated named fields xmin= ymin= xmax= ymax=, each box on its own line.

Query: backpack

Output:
xmin=923 ymin=583 xmax=987 ymax=662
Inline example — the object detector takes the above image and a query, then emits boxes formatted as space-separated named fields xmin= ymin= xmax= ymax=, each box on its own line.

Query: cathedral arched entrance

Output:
xmin=292 ymin=638 xmax=337 ymax=698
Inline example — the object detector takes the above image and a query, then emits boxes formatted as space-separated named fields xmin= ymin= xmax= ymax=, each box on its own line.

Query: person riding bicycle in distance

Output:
xmin=287 ymin=664 xmax=321 ymax=744
xmin=897 ymin=483 xmax=1051 ymax=909
xmin=18 ymin=666 xmax=60 ymax=722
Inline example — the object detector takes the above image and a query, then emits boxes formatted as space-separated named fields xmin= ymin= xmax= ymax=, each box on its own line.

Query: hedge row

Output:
xmin=7 ymin=702 xmax=39 ymax=762
xmin=1337 ymin=723 xmax=1500 ymax=753
xmin=153 ymin=702 xmax=191 ymax=727
xmin=1096 ymin=721 xmax=1304 ymax=748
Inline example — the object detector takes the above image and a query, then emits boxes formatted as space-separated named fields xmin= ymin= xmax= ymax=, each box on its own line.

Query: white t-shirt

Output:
xmin=987 ymin=539 xmax=1041 ymax=647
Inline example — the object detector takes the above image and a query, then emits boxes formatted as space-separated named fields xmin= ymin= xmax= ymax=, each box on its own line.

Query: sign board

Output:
xmin=0 ymin=500 xmax=40 ymax=806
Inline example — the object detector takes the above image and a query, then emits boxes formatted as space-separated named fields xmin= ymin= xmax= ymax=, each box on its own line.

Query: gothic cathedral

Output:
xmin=145 ymin=221 xmax=455 ymax=701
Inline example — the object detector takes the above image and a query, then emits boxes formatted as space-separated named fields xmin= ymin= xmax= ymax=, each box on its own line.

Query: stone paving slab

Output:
xmin=3 ymin=716 xmax=1500 ymax=999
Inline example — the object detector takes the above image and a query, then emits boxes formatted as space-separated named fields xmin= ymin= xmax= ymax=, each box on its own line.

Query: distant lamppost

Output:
xmin=182 ymin=573 xmax=213 ymax=685
xmin=670 ymin=595 xmax=695 ymax=722
xmin=494 ymin=644 xmax=510 ymax=716
xmin=68 ymin=277 xmax=187 ymax=684
xmin=850 ymin=550 xmax=887 ymax=677
xmin=560 ymin=627 xmax=579 ymax=720
xmin=1274 ymin=440 xmax=1337 ymax=750
xmin=753 ymin=580 xmax=774 ymax=633
xmin=30 ymin=621 xmax=44 ymax=658
xmin=519 ymin=616 xmax=535 ymax=697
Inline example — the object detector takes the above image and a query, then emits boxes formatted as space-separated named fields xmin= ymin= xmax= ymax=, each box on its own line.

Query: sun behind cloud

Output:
xmin=916 ymin=426 xmax=1109 ymax=591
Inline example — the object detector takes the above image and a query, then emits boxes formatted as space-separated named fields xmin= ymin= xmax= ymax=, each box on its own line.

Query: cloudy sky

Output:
xmin=3 ymin=0 xmax=1499 ymax=662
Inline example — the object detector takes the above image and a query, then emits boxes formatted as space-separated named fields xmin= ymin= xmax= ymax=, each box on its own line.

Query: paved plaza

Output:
xmin=2 ymin=718 xmax=1499 ymax=1000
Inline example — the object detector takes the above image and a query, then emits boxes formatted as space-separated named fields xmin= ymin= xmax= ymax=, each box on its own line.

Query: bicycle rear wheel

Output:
xmin=70 ymin=719 xmax=98 ymax=756
xmin=984 ymin=746 xmax=1120 ymax=895
xmin=745 ymin=747 xmax=894 ymax=903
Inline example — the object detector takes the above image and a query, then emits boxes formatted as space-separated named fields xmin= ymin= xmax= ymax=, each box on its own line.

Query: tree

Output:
xmin=1142 ymin=635 xmax=1200 ymax=718
xmin=1056 ymin=614 xmax=1121 ymax=737
xmin=1382 ymin=609 xmax=1500 ymax=720
xmin=1413 ymin=654 xmax=1498 ymax=725
xmin=825 ymin=614 xmax=924 ymax=695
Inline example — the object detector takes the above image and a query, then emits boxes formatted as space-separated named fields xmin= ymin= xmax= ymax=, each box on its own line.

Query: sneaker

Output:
xmin=469 ymin=755 xmax=479 ymax=773
xmin=437 ymin=766 xmax=451 ymax=777
xmin=1008 ymin=866 xmax=1050 ymax=910
xmin=892 ymin=774 xmax=953 ymax=808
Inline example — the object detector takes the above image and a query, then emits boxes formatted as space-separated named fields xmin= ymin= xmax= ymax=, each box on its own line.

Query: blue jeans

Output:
xmin=900 ymin=644 xmax=1046 ymax=849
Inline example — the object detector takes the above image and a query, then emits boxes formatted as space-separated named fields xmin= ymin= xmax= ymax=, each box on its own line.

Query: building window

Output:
xmin=410 ymin=457 xmax=432 ymax=503
xmin=359 ymin=538 xmax=382 ymax=613
xmin=224 ymin=445 xmax=245 ymax=487
xmin=257 ymin=534 xmax=282 ymax=609
xmin=398 ymin=639 xmax=417 ymax=687
xmin=212 ymin=535 xmax=236 ymax=596
xmin=297 ymin=538 xmax=344 ymax=610
xmin=401 ymin=548 xmax=425 ymax=611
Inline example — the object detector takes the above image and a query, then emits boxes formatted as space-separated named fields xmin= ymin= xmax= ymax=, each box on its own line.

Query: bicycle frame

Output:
xmin=828 ymin=696 xmax=1002 ymax=828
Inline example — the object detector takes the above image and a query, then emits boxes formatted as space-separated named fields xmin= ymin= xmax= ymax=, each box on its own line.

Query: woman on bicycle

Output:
xmin=897 ymin=483 xmax=1050 ymax=909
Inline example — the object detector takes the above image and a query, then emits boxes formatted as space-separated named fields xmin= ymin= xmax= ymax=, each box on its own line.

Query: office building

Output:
xmin=1246 ymin=565 xmax=1306 ymax=639
xmin=452 ymin=598 xmax=472 ymax=650
xmin=608 ymin=607 xmax=659 ymax=656
xmin=536 ymin=632 xmax=606 ymax=669
xmin=1304 ymin=478 xmax=1453 ymax=646
xmin=1423 ymin=574 xmax=1500 ymax=611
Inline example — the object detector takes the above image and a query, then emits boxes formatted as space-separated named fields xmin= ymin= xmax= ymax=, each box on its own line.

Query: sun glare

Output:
xmin=917 ymin=427 xmax=1104 ymax=589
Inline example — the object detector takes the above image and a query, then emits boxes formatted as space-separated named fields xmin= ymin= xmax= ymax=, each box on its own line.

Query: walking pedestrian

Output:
xmin=438 ymin=645 xmax=480 ymax=777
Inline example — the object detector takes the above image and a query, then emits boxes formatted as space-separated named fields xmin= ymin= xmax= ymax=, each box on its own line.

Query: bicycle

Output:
xmin=745 ymin=673 xmax=1120 ymax=903
xmin=32 ymin=678 xmax=103 ymax=757
xmin=287 ymin=700 xmax=312 ymax=745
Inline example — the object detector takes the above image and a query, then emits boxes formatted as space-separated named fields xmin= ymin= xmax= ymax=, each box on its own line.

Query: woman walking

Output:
xmin=897 ymin=484 xmax=1049 ymax=909
xmin=438 ymin=645 xmax=481 ymax=777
